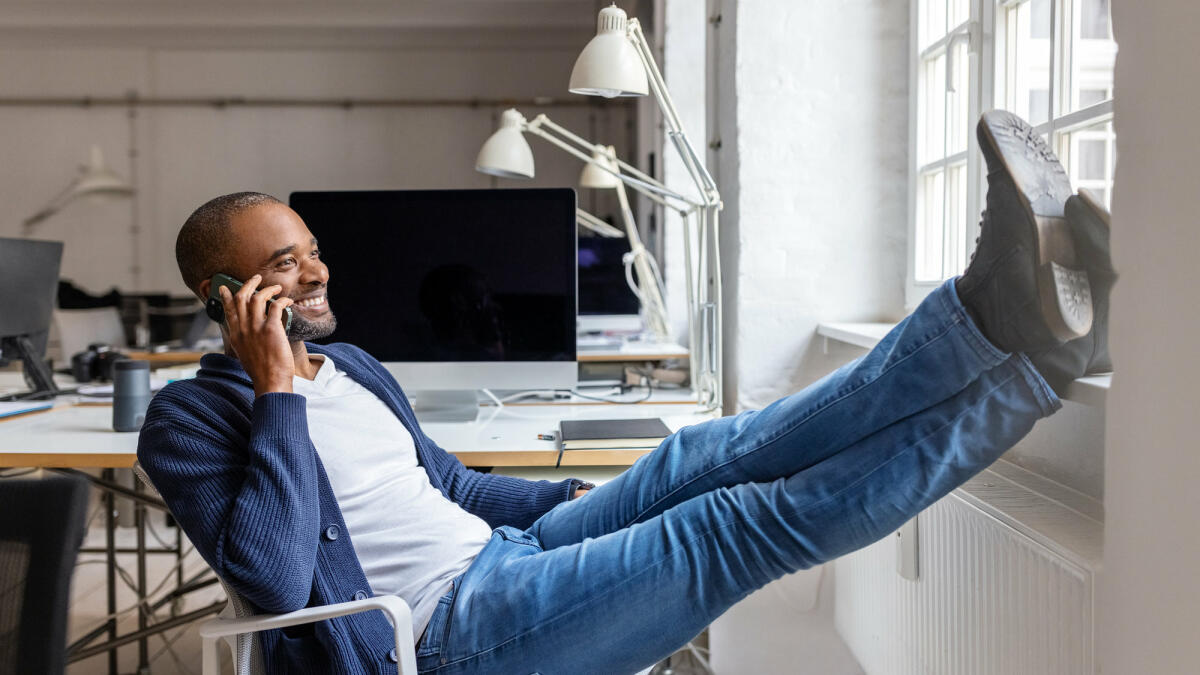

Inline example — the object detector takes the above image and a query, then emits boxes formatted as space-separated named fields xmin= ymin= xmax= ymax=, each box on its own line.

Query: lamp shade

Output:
xmin=21 ymin=145 xmax=134 ymax=232
xmin=578 ymin=148 xmax=621 ymax=189
xmin=568 ymin=5 xmax=648 ymax=98
xmin=74 ymin=146 xmax=135 ymax=197
xmin=475 ymin=109 xmax=535 ymax=179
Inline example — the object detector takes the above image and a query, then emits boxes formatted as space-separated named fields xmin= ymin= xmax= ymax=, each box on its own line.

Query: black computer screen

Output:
xmin=578 ymin=235 xmax=640 ymax=316
xmin=289 ymin=189 xmax=577 ymax=362
xmin=0 ymin=237 xmax=63 ymax=360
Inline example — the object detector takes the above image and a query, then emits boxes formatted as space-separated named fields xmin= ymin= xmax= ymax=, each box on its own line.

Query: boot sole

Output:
xmin=979 ymin=115 xmax=1093 ymax=341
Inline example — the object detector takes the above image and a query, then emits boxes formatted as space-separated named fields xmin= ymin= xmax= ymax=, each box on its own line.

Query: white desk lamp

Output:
xmin=580 ymin=147 xmax=671 ymax=342
xmin=477 ymin=112 xmax=672 ymax=343
xmin=22 ymin=146 xmax=134 ymax=236
xmin=476 ymin=3 xmax=723 ymax=411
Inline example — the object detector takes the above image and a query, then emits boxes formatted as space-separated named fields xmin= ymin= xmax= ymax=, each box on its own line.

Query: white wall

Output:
xmin=1098 ymin=1 xmax=1200 ymax=672
xmin=724 ymin=0 xmax=910 ymax=412
xmin=0 ymin=9 xmax=634 ymax=296
xmin=661 ymin=0 xmax=707 ymax=345
xmin=697 ymin=0 xmax=909 ymax=672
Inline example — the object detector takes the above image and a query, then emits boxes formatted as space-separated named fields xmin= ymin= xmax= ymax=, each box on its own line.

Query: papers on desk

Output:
xmin=559 ymin=417 xmax=671 ymax=450
xmin=0 ymin=401 xmax=54 ymax=419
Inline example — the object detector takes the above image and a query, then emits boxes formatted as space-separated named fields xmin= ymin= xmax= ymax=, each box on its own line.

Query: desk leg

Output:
xmin=136 ymin=479 xmax=150 ymax=672
xmin=103 ymin=468 xmax=118 ymax=675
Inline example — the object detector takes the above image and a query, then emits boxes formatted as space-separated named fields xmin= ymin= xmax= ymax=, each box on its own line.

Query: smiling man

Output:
xmin=138 ymin=112 xmax=1115 ymax=675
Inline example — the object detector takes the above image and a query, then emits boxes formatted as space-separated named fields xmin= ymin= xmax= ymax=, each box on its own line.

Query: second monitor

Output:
xmin=289 ymin=188 xmax=578 ymax=416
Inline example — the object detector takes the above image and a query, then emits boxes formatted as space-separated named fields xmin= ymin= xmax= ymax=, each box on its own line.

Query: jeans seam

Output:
xmin=1010 ymin=352 xmax=1061 ymax=415
xmin=629 ymin=317 xmax=963 ymax=526
xmin=939 ymin=277 xmax=1010 ymax=365
xmin=734 ymin=368 xmax=1024 ymax=538
xmin=428 ymin=515 xmax=749 ymax=672
xmin=432 ymin=370 xmax=1026 ymax=673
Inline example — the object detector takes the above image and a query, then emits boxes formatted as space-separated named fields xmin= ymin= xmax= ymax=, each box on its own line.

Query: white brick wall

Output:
xmin=723 ymin=0 xmax=909 ymax=410
xmin=681 ymin=1 xmax=910 ymax=672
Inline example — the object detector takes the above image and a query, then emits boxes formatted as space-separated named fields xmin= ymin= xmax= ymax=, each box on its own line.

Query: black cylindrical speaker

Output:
xmin=112 ymin=359 xmax=151 ymax=432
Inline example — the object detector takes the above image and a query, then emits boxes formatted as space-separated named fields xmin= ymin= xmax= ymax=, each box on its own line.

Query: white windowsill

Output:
xmin=816 ymin=322 xmax=1111 ymax=407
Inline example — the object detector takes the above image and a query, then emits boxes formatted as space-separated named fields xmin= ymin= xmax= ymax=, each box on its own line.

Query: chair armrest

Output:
xmin=198 ymin=595 xmax=417 ymax=673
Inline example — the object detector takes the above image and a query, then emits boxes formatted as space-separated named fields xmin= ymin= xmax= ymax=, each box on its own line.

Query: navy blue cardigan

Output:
xmin=136 ymin=343 xmax=579 ymax=674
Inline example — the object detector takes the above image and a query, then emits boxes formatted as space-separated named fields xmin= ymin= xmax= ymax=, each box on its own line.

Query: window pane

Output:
xmin=1081 ymin=0 xmax=1111 ymax=40
xmin=919 ymin=53 xmax=948 ymax=165
xmin=1069 ymin=0 xmax=1117 ymax=112
xmin=946 ymin=162 xmax=969 ymax=276
xmin=1059 ymin=120 xmax=1115 ymax=210
xmin=947 ymin=40 xmax=970 ymax=155
xmin=1028 ymin=89 xmax=1050 ymax=126
xmin=1079 ymin=88 xmax=1108 ymax=108
xmin=916 ymin=170 xmax=946 ymax=282
xmin=948 ymin=0 xmax=969 ymax=30
xmin=919 ymin=0 xmax=948 ymax=50
xmin=1004 ymin=0 xmax=1053 ymax=126
xmin=1030 ymin=0 xmax=1051 ymax=39
xmin=1078 ymin=139 xmax=1106 ymax=180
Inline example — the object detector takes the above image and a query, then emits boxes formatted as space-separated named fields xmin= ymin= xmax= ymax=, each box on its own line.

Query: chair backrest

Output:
xmin=0 ymin=474 xmax=89 ymax=675
xmin=132 ymin=462 xmax=265 ymax=675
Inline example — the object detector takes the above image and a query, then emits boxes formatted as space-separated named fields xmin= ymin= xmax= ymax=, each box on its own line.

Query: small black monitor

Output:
xmin=0 ymin=237 xmax=64 ymax=400
xmin=289 ymin=188 xmax=578 ymax=395
xmin=578 ymin=235 xmax=640 ymax=316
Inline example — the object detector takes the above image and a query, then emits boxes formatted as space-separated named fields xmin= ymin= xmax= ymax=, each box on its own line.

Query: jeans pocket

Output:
xmin=416 ymin=580 xmax=459 ymax=662
xmin=494 ymin=525 xmax=543 ymax=550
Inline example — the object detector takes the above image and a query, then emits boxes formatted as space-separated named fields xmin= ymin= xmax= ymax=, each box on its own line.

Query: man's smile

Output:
xmin=293 ymin=290 xmax=329 ymax=312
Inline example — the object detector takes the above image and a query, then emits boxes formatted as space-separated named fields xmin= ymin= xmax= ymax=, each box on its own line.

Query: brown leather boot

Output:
xmin=956 ymin=110 xmax=1093 ymax=354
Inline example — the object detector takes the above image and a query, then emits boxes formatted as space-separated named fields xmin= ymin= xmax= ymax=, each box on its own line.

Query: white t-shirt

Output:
xmin=292 ymin=356 xmax=493 ymax=641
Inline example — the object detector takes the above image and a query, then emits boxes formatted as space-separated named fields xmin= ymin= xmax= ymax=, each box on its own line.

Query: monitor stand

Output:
xmin=410 ymin=390 xmax=481 ymax=423
xmin=0 ymin=335 xmax=61 ymax=401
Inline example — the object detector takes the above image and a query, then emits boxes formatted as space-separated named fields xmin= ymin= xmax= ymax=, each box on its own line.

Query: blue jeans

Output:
xmin=415 ymin=280 xmax=1060 ymax=674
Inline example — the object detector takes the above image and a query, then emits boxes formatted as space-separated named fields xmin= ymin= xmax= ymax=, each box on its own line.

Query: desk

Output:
xmin=123 ymin=350 xmax=206 ymax=365
xmin=0 ymin=394 xmax=714 ymax=469
xmin=577 ymin=341 xmax=689 ymax=363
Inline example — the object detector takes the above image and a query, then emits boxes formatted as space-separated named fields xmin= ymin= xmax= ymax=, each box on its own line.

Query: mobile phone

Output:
xmin=205 ymin=273 xmax=294 ymax=332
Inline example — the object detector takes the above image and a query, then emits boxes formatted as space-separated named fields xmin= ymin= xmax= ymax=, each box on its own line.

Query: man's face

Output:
xmin=213 ymin=202 xmax=336 ymax=342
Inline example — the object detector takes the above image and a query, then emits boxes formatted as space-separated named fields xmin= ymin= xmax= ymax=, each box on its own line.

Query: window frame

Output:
xmin=906 ymin=0 xmax=1115 ymax=311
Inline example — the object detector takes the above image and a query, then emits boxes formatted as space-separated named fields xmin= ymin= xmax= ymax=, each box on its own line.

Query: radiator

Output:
xmin=834 ymin=465 xmax=1100 ymax=675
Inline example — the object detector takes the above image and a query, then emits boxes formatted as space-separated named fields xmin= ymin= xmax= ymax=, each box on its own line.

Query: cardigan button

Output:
xmin=324 ymin=524 xmax=340 ymax=541
xmin=353 ymin=590 xmax=369 ymax=601
xmin=388 ymin=648 xmax=398 ymax=663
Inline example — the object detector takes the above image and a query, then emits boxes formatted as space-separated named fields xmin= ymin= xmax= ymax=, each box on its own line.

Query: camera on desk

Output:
xmin=71 ymin=343 xmax=126 ymax=383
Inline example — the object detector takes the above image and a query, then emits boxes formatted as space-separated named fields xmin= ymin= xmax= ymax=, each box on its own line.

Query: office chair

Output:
xmin=131 ymin=462 xmax=417 ymax=675
xmin=0 ymin=473 xmax=89 ymax=675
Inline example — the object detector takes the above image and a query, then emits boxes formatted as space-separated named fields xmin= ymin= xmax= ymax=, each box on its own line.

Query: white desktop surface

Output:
xmin=577 ymin=340 xmax=689 ymax=362
xmin=424 ymin=397 xmax=708 ymax=467
xmin=0 ymin=374 xmax=715 ymax=469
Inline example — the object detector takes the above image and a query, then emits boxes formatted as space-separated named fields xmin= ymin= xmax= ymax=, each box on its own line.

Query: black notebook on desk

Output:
xmin=560 ymin=418 xmax=671 ymax=450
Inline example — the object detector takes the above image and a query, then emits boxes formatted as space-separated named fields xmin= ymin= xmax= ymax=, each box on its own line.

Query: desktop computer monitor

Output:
xmin=289 ymin=188 xmax=578 ymax=418
xmin=0 ymin=237 xmax=64 ymax=400
xmin=577 ymin=235 xmax=643 ymax=334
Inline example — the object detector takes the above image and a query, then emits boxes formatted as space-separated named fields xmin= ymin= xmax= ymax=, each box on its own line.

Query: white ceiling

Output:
xmin=0 ymin=0 xmax=641 ymax=49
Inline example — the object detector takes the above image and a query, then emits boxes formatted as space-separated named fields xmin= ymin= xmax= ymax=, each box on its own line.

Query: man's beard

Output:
xmin=287 ymin=309 xmax=337 ymax=342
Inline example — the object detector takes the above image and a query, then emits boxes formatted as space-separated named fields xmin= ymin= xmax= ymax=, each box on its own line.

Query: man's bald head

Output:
xmin=176 ymin=192 xmax=282 ymax=296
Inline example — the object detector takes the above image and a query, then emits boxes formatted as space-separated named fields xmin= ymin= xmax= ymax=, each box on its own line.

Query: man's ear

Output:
xmin=197 ymin=278 xmax=212 ymax=301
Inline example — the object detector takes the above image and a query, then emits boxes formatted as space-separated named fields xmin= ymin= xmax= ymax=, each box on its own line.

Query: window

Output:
xmin=908 ymin=0 xmax=1116 ymax=306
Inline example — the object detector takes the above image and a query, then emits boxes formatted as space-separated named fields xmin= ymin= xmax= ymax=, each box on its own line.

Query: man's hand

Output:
xmin=219 ymin=274 xmax=297 ymax=398
xmin=572 ymin=487 xmax=590 ymax=500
